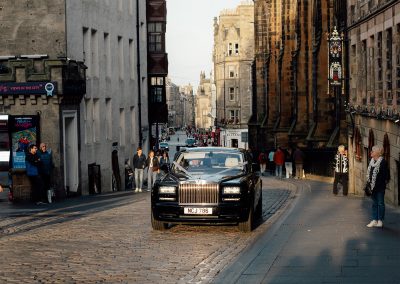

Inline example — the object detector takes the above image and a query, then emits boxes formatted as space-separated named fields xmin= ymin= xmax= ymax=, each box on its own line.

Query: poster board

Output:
xmin=8 ymin=115 xmax=40 ymax=169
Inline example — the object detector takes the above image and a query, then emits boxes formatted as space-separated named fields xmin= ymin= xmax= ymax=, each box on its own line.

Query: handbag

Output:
xmin=364 ymin=182 xmax=372 ymax=197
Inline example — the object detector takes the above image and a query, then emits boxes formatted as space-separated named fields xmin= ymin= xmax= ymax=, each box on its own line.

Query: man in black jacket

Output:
xmin=133 ymin=147 xmax=146 ymax=192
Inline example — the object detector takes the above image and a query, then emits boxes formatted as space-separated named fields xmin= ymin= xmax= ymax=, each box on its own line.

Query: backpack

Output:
xmin=259 ymin=153 xmax=266 ymax=163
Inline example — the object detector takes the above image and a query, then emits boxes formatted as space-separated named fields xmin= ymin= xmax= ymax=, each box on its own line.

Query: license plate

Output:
xmin=184 ymin=207 xmax=213 ymax=215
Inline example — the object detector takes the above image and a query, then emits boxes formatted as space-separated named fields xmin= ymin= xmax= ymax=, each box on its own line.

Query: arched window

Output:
xmin=368 ymin=129 xmax=374 ymax=154
xmin=354 ymin=127 xmax=362 ymax=161
xmin=383 ymin=133 xmax=390 ymax=162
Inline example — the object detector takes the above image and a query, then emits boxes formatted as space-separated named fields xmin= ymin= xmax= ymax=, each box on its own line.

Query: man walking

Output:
xmin=273 ymin=147 xmax=285 ymax=178
xmin=133 ymin=147 xmax=146 ymax=192
xmin=38 ymin=143 xmax=54 ymax=203
xmin=293 ymin=146 xmax=305 ymax=179
xmin=333 ymin=145 xmax=349 ymax=196
xmin=25 ymin=144 xmax=44 ymax=204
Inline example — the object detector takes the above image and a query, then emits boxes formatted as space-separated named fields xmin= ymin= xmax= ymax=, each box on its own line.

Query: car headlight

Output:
xmin=159 ymin=186 xmax=176 ymax=194
xmin=223 ymin=186 xmax=241 ymax=194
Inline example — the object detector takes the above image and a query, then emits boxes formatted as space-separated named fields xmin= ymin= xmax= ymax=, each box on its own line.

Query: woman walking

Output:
xmin=366 ymin=145 xmax=390 ymax=228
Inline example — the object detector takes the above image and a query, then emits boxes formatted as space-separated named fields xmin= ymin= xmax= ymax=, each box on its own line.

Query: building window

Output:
xmin=150 ymin=77 xmax=164 ymax=103
xmin=83 ymin=27 xmax=90 ymax=77
xmin=93 ymin=99 xmax=100 ymax=142
xmin=105 ymin=98 xmax=112 ymax=140
xmin=104 ymin=33 xmax=111 ymax=78
xmin=228 ymin=43 xmax=233 ymax=56
xmin=118 ymin=36 xmax=124 ymax=79
xmin=119 ymin=108 xmax=125 ymax=146
xmin=228 ymin=65 xmax=236 ymax=78
xmin=228 ymin=110 xmax=239 ymax=124
xmin=91 ymin=29 xmax=99 ymax=77
xmin=148 ymin=22 xmax=164 ymax=52
xmin=235 ymin=43 xmax=239 ymax=55
xmin=386 ymin=28 xmax=393 ymax=104
xmin=129 ymin=39 xmax=135 ymax=80
xmin=229 ymin=87 xmax=235 ymax=101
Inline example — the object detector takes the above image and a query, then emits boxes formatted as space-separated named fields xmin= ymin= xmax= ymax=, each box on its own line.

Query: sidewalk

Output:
xmin=0 ymin=188 xmax=138 ymax=217
xmin=214 ymin=177 xmax=400 ymax=284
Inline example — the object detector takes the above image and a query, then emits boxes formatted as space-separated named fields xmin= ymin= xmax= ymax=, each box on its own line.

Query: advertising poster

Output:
xmin=8 ymin=115 xmax=40 ymax=169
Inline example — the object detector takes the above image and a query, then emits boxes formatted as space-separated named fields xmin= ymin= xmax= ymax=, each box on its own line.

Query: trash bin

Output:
xmin=88 ymin=163 xmax=101 ymax=194
xmin=10 ymin=168 xmax=31 ymax=201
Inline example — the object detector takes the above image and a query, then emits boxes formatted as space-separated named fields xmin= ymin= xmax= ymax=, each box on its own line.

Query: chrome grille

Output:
xmin=179 ymin=183 xmax=219 ymax=204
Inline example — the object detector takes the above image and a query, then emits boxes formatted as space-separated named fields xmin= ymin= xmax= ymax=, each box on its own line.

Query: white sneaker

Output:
xmin=134 ymin=188 xmax=139 ymax=192
xmin=376 ymin=220 xmax=383 ymax=228
xmin=367 ymin=220 xmax=377 ymax=227
xmin=138 ymin=189 xmax=142 ymax=192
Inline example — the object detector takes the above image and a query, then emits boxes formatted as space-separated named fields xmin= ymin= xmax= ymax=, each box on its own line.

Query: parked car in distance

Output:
xmin=185 ymin=137 xmax=196 ymax=147
xmin=151 ymin=147 xmax=263 ymax=232
xmin=159 ymin=142 xmax=169 ymax=151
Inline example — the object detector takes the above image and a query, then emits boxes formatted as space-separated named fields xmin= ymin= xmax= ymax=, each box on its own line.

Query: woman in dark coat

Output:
xmin=366 ymin=145 xmax=390 ymax=228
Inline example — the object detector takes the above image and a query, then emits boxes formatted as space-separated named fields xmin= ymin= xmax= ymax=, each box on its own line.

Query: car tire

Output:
xmin=255 ymin=189 xmax=263 ymax=218
xmin=151 ymin=211 xmax=168 ymax=231
xmin=238 ymin=203 xmax=253 ymax=232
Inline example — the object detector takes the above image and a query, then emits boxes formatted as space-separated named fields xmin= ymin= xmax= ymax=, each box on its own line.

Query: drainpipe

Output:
xmin=136 ymin=0 xmax=143 ymax=146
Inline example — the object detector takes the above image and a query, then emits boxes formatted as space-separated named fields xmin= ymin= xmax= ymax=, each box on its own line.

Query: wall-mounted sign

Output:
xmin=0 ymin=81 xmax=57 ymax=96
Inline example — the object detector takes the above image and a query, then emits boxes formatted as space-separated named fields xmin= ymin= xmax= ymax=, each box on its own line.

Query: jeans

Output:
xmin=295 ymin=163 xmax=303 ymax=179
xmin=275 ymin=165 xmax=283 ymax=178
xmin=147 ymin=168 xmax=158 ymax=190
xmin=285 ymin=162 xmax=292 ymax=178
xmin=333 ymin=173 xmax=348 ymax=195
xmin=260 ymin=163 xmax=266 ymax=174
xmin=134 ymin=168 xmax=144 ymax=190
xmin=371 ymin=190 xmax=385 ymax=221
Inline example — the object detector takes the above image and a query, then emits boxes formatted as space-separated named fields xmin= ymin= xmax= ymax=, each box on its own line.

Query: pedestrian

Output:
xmin=146 ymin=150 xmax=160 ymax=191
xmin=38 ymin=142 xmax=54 ymax=203
xmin=268 ymin=149 xmax=275 ymax=175
xmin=25 ymin=144 xmax=45 ymax=204
xmin=273 ymin=147 xmax=285 ymax=178
xmin=332 ymin=145 xmax=349 ymax=196
xmin=284 ymin=147 xmax=293 ymax=178
xmin=366 ymin=145 xmax=390 ymax=228
xmin=258 ymin=150 xmax=267 ymax=176
xmin=132 ymin=147 xmax=146 ymax=192
xmin=293 ymin=146 xmax=305 ymax=179
xmin=160 ymin=151 xmax=170 ymax=170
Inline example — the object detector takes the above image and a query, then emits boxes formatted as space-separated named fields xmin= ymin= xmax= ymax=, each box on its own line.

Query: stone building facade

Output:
xmin=195 ymin=72 xmax=213 ymax=130
xmin=0 ymin=0 xmax=148 ymax=196
xmin=213 ymin=1 xmax=254 ymax=149
xmin=166 ymin=78 xmax=180 ymax=128
xmin=347 ymin=0 xmax=400 ymax=206
xmin=180 ymin=84 xmax=195 ymax=128
xmin=250 ymin=0 xmax=345 ymax=152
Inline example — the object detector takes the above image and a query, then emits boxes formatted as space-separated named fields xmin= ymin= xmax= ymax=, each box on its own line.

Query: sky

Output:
xmin=166 ymin=0 xmax=244 ymax=90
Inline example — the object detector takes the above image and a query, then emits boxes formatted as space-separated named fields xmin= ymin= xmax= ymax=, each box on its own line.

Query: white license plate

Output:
xmin=184 ymin=207 xmax=213 ymax=215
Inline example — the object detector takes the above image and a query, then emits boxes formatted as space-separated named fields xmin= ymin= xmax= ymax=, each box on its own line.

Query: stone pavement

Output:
xmin=0 ymin=176 xmax=294 ymax=283
xmin=213 ymin=178 xmax=400 ymax=284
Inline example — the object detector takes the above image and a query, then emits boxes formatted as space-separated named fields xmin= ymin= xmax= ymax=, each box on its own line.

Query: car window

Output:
xmin=172 ymin=151 xmax=244 ymax=174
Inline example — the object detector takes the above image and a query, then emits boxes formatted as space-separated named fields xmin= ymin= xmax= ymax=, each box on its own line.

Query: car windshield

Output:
xmin=172 ymin=150 xmax=245 ymax=175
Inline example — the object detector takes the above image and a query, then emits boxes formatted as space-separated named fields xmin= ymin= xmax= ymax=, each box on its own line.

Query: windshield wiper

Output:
xmin=172 ymin=161 xmax=196 ymax=179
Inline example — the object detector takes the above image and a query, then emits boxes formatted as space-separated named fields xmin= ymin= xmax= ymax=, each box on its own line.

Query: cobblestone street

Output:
xmin=0 ymin=177 xmax=293 ymax=283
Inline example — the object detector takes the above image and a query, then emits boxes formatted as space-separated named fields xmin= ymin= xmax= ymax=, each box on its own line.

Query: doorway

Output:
xmin=231 ymin=139 xmax=238 ymax=148
xmin=63 ymin=111 xmax=79 ymax=194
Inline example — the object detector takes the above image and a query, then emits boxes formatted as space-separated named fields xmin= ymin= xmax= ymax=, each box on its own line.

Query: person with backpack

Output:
xmin=258 ymin=150 xmax=267 ymax=176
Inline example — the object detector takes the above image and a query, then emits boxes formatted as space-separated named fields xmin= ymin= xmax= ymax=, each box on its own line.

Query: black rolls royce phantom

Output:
xmin=151 ymin=147 xmax=262 ymax=232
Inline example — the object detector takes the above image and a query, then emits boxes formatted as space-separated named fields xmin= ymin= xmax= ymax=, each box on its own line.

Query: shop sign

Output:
xmin=0 ymin=81 xmax=57 ymax=96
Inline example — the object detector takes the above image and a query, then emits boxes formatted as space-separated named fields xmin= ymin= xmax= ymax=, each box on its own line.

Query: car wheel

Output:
xmin=255 ymin=190 xmax=263 ymax=218
xmin=151 ymin=211 xmax=168 ymax=231
xmin=238 ymin=203 xmax=254 ymax=232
